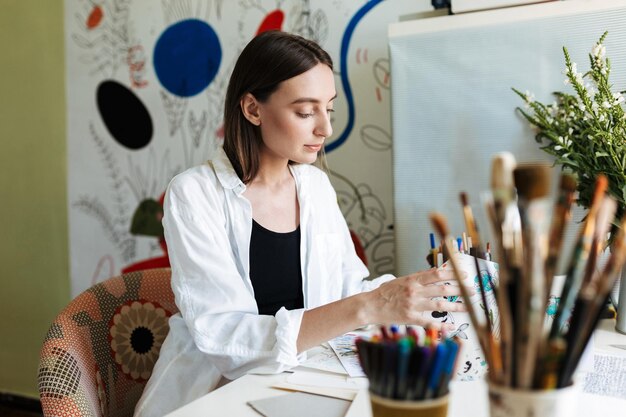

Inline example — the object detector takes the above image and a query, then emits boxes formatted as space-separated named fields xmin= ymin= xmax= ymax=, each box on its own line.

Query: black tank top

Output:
xmin=249 ymin=219 xmax=304 ymax=316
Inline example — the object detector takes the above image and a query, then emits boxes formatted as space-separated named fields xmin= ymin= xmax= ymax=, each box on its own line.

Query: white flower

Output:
xmin=599 ymin=114 xmax=606 ymax=122
xmin=592 ymin=43 xmax=606 ymax=59
xmin=524 ymin=90 xmax=535 ymax=103
xmin=602 ymin=101 xmax=612 ymax=109
xmin=575 ymin=72 xmax=584 ymax=84
xmin=555 ymin=136 xmax=572 ymax=149
xmin=592 ymin=102 xmax=599 ymax=113
xmin=550 ymin=106 xmax=559 ymax=117
xmin=592 ymin=43 xmax=606 ymax=70
xmin=613 ymin=92 xmax=624 ymax=105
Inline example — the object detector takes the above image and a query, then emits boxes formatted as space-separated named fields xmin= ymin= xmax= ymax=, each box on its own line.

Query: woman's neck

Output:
xmin=252 ymin=154 xmax=292 ymax=189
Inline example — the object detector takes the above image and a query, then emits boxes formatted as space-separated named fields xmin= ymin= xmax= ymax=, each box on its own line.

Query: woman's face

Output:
xmin=256 ymin=63 xmax=336 ymax=165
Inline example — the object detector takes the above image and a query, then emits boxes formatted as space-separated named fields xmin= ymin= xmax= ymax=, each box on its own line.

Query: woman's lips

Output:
xmin=304 ymin=144 xmax=323 ymax=152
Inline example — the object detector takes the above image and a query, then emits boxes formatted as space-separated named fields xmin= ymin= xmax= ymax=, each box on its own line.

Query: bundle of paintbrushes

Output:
xmin=355 ymin=326 xmax=461 ymax=400
xmin=429 ymin=152 xmax=626 ymax=390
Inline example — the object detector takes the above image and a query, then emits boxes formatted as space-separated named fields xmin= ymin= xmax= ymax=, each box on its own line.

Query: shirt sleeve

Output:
xmin=163 ymin=175 xmax=305 ymax=380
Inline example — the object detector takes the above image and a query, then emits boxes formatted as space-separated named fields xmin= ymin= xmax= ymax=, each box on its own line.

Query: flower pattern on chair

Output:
xmin=109 ymin=300 xmax=171 ymax=380
xmin=38 ymin=268 xmax=177 ymax=417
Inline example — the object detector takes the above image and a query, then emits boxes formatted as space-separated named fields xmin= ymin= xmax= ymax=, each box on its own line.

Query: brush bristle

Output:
xmin=513 ymin=164 xmax=551 ymax=200
xmin=429 ymin=212 xmax=449 ymax=238
xmin=460 ymin=192 xmax=469 ymax=207
xmin=559 ymin=173 xmax=577 ymax=192
xmin=595 ymin=196 xmax=617 ymax=240
xmin=591 ymin=175 xmax=609 ymax=207
xmin=491 ymin=152 xmax=517 ymax=190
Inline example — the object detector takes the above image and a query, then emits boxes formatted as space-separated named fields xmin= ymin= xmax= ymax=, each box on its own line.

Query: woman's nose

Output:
xmin=315 ymin=112 xmax=333 ymax=138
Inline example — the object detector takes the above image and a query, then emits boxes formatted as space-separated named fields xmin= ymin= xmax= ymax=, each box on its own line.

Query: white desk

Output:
xmin=166 ymin=320 xmax=626 ymax=417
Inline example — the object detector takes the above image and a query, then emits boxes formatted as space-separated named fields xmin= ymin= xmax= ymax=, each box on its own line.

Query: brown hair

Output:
xmin=223 ymin=30 xmax=333 ymax=183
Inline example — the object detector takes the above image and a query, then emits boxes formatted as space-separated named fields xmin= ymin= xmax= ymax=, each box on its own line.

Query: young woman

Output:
xmin=134 ymin=30 xmax=466 ymax=417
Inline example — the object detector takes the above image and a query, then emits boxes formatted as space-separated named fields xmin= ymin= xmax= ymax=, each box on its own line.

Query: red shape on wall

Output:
xmin=87 ymin=5 xmax=103 ymax=30
xmin=256 ymin=9 xmax=284 ymax=35
xmin=350 ymin=230 xmax=368 ymax=267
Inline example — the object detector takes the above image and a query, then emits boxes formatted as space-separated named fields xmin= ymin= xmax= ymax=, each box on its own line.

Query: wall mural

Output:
xmin=66 ymin=0 xmax=431 ymax=295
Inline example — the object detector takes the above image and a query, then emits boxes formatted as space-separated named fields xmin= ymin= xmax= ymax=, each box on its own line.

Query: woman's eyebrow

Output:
xmin=290 ymin=93 xmax=337 ymax=104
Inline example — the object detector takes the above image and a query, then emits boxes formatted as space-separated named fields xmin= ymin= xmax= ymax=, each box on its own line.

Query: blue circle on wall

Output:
xmin=96 ymin=80 xmax=153 ymax=150
xmin=153 ymin=19 xmax=222 ymax=98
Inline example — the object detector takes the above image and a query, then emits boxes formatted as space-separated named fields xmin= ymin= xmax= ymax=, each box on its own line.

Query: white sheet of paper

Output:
xmin=247 ymin=391 xmax=351 ymax=417
xmin=582 ymin=353 xmax=626 ymax=399
xmin=327 ymin=333 xmax=366 ymax=377
xmin=298 ymin=343 xmax=348 ymax=375
xmin=271 ymin=382 xmax=357 ymax=401
xmin=286 ymin=369 xmax=368 ymax=390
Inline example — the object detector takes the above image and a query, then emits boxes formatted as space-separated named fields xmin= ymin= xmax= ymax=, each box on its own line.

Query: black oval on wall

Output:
xmin=96 ymin=80 xmax=153 ymax=150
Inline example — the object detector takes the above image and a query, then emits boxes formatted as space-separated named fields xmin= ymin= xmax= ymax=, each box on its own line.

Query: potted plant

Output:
xmin=512 ymin=31 xmax=626 ymax=332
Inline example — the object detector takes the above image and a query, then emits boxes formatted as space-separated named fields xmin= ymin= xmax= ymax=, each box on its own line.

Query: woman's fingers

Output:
xmin=412 ymin=320 xmax=456 ymax=332
xmin=412 ymin=268 xmax=465 ymax=286
xmin=419 ymin=283 xmax=462 ymax=298
xmin=372 ymin=268 xmax=480 ymax=324
xmin=424 ymin=299 xmax=467 ymax=313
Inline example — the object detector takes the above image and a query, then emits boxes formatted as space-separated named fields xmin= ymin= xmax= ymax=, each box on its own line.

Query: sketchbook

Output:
xmin=425 ymin=253 xmax=500 ymax=380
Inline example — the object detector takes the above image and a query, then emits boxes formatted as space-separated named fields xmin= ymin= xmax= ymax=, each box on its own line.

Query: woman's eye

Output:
xmin=297 ymin=112 xmax=314 ymax=118
xmin=327 ymin=109 xmax=335 ymax=114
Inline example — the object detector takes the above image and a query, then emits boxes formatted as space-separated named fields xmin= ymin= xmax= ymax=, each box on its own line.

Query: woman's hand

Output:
xmin=363 ymin=268 xmax=473 ymax=331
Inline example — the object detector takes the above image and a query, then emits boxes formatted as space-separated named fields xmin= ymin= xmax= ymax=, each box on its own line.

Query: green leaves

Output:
xmin=513 ymin=31 xmax=626 ymax=232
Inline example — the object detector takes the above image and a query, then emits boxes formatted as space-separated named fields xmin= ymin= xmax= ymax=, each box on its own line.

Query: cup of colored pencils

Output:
xmin=355 ymin=325 xmax=461 ymax=417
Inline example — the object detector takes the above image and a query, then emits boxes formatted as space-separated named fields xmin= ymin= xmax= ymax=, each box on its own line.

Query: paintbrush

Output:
xmin=549 ymin=175 xmax=608 ymax=340
xmin=539 ymin=337 xmax=567 ymax=389
xmin=429 ymin=212 xmax=493 ymax=378
xmin=532 ymin=173 xmax=575 ymax=389
xmin=544 ymin=173 xmax=577 ymax=307
xmin=491 ymin=152 xmax=517 ymax=227
xmin=460 ymin=192 xmax=490 ymax=300
xmin=489 ymin=152 xmax=517 ymax=386
xmin=512 ymin=164 xmax=552 ymax=388
xmin=581 ymin=196 xmax=616 ymax=289
xmin=558 ymin=214 xmax=626 ymax=386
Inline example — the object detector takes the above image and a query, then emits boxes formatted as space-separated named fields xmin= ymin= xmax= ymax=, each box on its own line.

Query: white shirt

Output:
xmin=134 ymin=149 xmax=394 ymax=417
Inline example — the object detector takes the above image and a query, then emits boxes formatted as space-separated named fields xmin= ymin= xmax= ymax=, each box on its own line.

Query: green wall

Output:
xmin=0 ymin=0 xmax=69 ymax=398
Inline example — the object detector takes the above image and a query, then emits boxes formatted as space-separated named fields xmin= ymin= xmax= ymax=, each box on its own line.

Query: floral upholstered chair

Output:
xmin=37 ymin=268 xmax=177 ymax=417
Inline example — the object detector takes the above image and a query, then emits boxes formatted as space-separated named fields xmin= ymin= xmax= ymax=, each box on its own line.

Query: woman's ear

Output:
xmin=240 ymin=93 xmax=261 ymax=126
